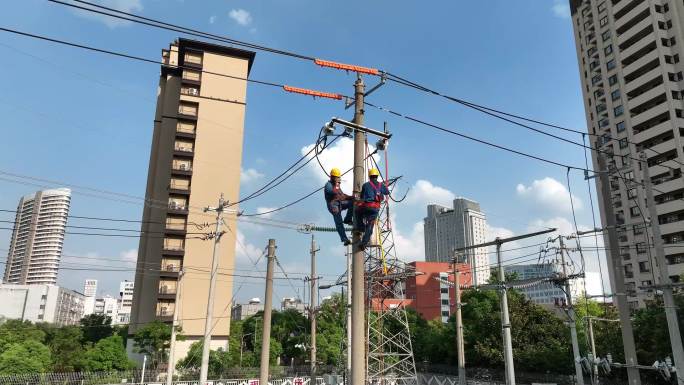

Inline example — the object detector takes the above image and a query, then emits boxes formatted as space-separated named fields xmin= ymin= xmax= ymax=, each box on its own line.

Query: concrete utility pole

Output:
xmin=596 ymin=154 xmax=641 ymax=385
xmin=166 ymin=269 xmax=184 ymax=385
xmin=455 ymin=228 xmax=556 ymax=385
xmin=640 ymin=152 xmax=684 ymax=385
xmin=558 ymin=237 xmax=585 ymax=385
xmin=453 ymin=260 xmax=466 ymax=385
xmin=309 ymin=235 xmax=319 ymax=382
xmin=496 ymin=240 xmax=516 ymax=385
xmin=346 ymin=244 xmax=352 ymax=376
xmin=588 ymin=317 xmax=597 ymax=384
xmin=351 ymin=73 xmax=366 ymax=385
xmin=199 ymin=195 xmax=229 ymax=385
xmin=260 ymin=239 xmax=276 ymax=385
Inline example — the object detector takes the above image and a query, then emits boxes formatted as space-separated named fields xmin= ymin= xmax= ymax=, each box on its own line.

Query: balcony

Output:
xmin=160 ymin=262 xmax=181 ymax=278
xmin=167 ymin=202 xmax=188 ymax=215
xmin=177 ymin=105 xmax=198 ymax=120
xmin=158 ymin=286 xmax=177 ymax=300
xmin=156 ymin=308 xmax=174 ymax=322
xmin=173 ymin=146 xmax=194 ymax=158
xmin=169 ymin=181 xmax=191 ymax=196
xmin=171 ymin=164 xmax=193 ymax=177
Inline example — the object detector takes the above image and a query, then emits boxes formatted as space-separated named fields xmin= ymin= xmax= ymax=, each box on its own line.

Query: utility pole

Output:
xmin=199 ymin=195 xmax=231 ymax=385
xmin=596 ymin=153 xmax=641 ymax=385
xmin=453 ymin=259 xmax=466 ymax=385
xmin=558 ymin=237 xmax=585 ymax=385
xmin=351 ymin=73 xmax=366 ymax=385
xmin=260 ymin=239 xmax=276 ymax=385
xmin=346 ymin=243 xmax=352 ymax=376
xmin=587 ymin=317 xmax=598 ymax=384
xmin=166 ymin=269 xmax=184 ymax=385
xmin=309 ymin=235 xmax=319 ymax=382
xmin=455 ymin=228 xmax=556 ymax=385
xmin=496 ymin=240 xmax=516 ymax=385
xmin=640 ymin=151 xmax=684 ymax=385
xmin=141 ymin=355 xmax=147 ymax=385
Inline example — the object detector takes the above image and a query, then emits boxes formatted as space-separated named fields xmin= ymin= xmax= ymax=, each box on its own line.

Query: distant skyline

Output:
xmin=0 ymin=0 xmax=609 ymax=301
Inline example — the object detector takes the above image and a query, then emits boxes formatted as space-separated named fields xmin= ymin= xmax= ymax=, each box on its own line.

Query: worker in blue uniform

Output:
xmin=354 ymin=168 xmax=390 ymax=250
xmin=324 ymin=167 xmax=354 ymax=245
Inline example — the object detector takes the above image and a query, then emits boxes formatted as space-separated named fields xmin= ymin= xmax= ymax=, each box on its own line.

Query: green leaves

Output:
xmin=0 ymin=340 xmax=51 ymax=374
xmin=82 ymin=335 xmax=134 ymax=371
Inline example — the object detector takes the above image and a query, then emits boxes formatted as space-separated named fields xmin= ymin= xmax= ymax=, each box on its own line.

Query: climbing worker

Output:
xmin=324 ymin=167 xmax=354 ymax=245
xmin=355 ymin=168 xmax=390 ymax=250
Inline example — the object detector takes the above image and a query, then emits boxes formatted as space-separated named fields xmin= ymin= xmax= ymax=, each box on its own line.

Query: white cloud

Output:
xmin=516 ymin=177 xmax=583 ymax=214
xmin=120 ymin=249 xmax=137 ymax=264
xmin=235 ymin=230 xmax=264 ymax=265
xmin=241 ymin=168 xmax=264 ymax=184
xmin=404 ymin=180 xmax=455 ymax=208
xmin=209 ymin=15 xmax=217 ymax=24
xmin=393 ymin=220 xmax=425 ymax=260
xmin=300 ymin=137 xmax=379 ymax=194
xmin=229 ymin=9 xmax=252 ymax=26
xmin=73 ymin=0 xmax=143 ymax=28
xmin=255 ymin=207 xmax=276 ymax=218
xmin=551 ymin=0 xmax=571 ymax=18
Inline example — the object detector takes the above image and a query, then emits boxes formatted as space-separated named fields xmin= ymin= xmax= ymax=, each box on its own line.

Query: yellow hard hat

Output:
xmin=368 ymin=168 xmax=380 ymax=177
xmin=330 ymin=168 xmax=341 ymax=177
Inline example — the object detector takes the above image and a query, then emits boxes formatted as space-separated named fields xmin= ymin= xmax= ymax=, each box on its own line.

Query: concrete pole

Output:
xmin=351 ymin=74 xmax=366 ymax=385
xmin=496 ymin=240 xmax=516 ymax=385
xmin=640 ymin=152 xmax=684 ymax=385
xmin=588 ymin=317 xmax=598 ymax=384
xmin=141 ymin=355 xmax=147 ymax=385
xmin=260 ymin=239 xmax=276 ymax=385
xmin=454 ymin=262 xmax=466 ymax=385
xmin=596 ymin=154 xmax=641 ymax=385
xmin=346 ymin=244 xmax=352 ymax=376
xmin=166 ymin=269 xmax=184 ymax=385
xmin=200 ymin=195 xmax=226 ymax=385
xmin=309 ymin=235 xmax=318 ymax=382
xmin=558 ymin=237 xmax=585 ymax=385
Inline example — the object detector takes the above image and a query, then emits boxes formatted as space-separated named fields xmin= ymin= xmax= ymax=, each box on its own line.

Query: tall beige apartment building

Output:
xmin=569 ymin=0 xmax=684 ymax=308
xmin=3 ymin=188 xmax=71 ymax=285
xmin=128 ymin=39 xmax=254 ymax=360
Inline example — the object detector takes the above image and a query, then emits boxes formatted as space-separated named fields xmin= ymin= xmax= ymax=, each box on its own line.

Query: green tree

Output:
xmin=0 ymin=340 xmax=52 ymax=374
xmin=80 ymin=314 xmax=114 ymax=345
xmin=49 ymin=326 xmax=86 ymax=371
xmin=83 ymin=335 xmax=134 ymax=371
xmin=133 ymin=321 xmax=178 ymax=369
xmin=0 ymin=320 xmax=45 ymax=351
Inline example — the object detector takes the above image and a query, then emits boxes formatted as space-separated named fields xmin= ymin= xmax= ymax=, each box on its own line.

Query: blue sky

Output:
xmin=0 ymin=0 xmax=609 ymax=301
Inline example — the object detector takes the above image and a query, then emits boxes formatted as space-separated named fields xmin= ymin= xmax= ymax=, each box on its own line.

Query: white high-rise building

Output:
xmin=423 ymin=198 xmax=489 ymax=285
xmin=84 ymin=279 xmax=98 ymax=297
xmin=3 ymin=189 xmax=71 ymax=285
xmin=117 ymin=280 xmax=134 ymax=324
xmin=569 ymin=0 xmax=684 ymax=308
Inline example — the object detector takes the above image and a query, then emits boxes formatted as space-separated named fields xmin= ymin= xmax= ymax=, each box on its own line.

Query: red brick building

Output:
xmin=404 ymin=261 xmax=472 ymax=322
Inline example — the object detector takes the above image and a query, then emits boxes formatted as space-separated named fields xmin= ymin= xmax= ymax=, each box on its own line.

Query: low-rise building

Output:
xmin=231 ymin=298 xmax=264 ymax=321
xmin=403 ymin=261 xmax=472 ymax=323
xmin=0 ymin=284 xmax=84 ymax=325
xmin=281 ymin=297 xmax=306 ymax=314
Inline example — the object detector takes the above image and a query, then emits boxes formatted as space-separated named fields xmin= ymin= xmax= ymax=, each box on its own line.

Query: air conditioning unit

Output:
xmin=166 ymin=264 xmax=175 ymax=271
xmin=179 ymin=164 xmax=187 ymax=171
xmin=189 ymin=88 xmax=198 ymax=96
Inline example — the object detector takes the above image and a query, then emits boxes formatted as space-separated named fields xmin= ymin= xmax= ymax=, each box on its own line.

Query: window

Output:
xmin=599 ymin=118 xmax=610 ymax=128
xmin=597 ymin=1 xmax=606 ymax=13
xmin=627 ymin=188 xmax=637 ymax=198
xmin=616 ymin=121 xmax=626 ymax=132
xmin=592 ymin=74 xmax=602 ymax=85
xmin=181 ymin=69 xmax=201 ymax=82
xmin=622 ymin=154 xmax=631 ymax=167
xmin=441 ymin=311 xmax=450 ymax=317
xmin=639 ymin=262 xmax=650 ymax=272
xmin=633 ymin=224 xmax=644 ymax=235
xmin=614 ymin=105 xmax=624 ymax=116
xmin=609 ymin=75 xmax=618 ymax=85
xmin=440 ymin=287 xmax=448 ymax=294
xmin=441 ymin=299 xmax=450 ymax=306
xmin=630 ymin=206 xmax=640 ymax=216
xmin=669 ymin=72 xmax=684 ymax=81
xmin=636 ymin=242 xmax=647 ymax=253
xmin=642 ymin=280 xmax=653 ymax=287
xmin=619 ymin=138 xmax=628 ymax=148
xmin=607 ymin=59 xmax=616 ymax=70
xmin=611 ymin=89 xmax=621 ymax=101
xmin=602 ymin=30 xmax=611 ymax=41
xmin=600 ymin=16 xmax=608 ymax=27
xmin=624 ymin=171 xmax=634 ymax=180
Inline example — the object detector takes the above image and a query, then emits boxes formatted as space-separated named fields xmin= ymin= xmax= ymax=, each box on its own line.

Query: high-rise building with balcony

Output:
xmin=128 ymin=39 xmax=254 ymax=360
xmin=423 ymin=198 xmax=489 ymax=286
xmin=569 ymin=0 xmax=684 ymax=308
xmin=3 ymin=188 xmax=71 ymax=285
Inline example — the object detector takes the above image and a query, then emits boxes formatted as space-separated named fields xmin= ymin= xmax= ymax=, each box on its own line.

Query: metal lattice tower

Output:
xmin=364 ymin=185 xmax=418 ymax=385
